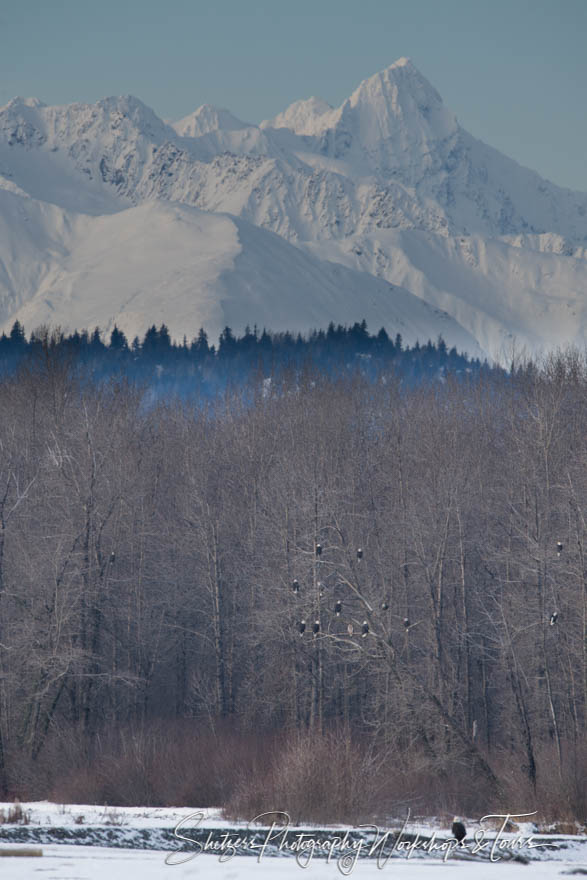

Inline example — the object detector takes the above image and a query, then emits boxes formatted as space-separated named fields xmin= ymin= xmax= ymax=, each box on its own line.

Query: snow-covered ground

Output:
xmin=1 ymin=842 xmax=586 ymax=880
xmin=0 ymin=801 xmax=226 ymax=829
xmin=1 ymin=803 xmax=585 ymax=878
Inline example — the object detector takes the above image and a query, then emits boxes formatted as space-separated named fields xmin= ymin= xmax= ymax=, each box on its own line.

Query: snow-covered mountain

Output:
xmin=173 ymin=104 xmax=251 ymax=138
xmin=1 ymin=58 xmax=586 ymax=356
xmin=0 ymin=191 xmax=476 ymax=349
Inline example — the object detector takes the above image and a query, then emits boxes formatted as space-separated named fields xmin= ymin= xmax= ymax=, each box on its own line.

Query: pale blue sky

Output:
xmin=1 ymin=0 xmax=586 ymax=191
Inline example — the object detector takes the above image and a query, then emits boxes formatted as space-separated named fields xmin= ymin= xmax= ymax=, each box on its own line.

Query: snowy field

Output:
xmin=0 ymin=803 xmax=585 ymax=879
xmin=0 ymin=801 xmax=228 ymax=829
xmin=1 ymin=842 xmax=587 ymax=880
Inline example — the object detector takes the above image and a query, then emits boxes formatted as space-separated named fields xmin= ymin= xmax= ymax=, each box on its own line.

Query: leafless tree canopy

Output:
xmin=0 ymin=347 xmax=585 ymax=819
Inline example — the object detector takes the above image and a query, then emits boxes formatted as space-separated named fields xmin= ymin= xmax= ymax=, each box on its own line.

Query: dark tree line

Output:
xmin=0 ymin=332 xmax=584 ymax=820
xmin=0 ymin=320 xmax=489 ymax=396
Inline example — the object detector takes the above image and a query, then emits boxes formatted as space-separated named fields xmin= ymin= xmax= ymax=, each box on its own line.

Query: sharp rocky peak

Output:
xmin=263 ymin=58 xmax=458 ymax=159
xmin=173 ymin=104 xmax=250 ymax=138
xmin=349 ymin=57 xmax=443 ymax=107
xmin=343 ymin=57 xmax=457 ymax=139
xmin=95 ymin=94 xmax=169 ymax=128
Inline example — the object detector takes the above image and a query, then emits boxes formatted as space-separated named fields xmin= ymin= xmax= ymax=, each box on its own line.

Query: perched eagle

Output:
xmin=312 ymin=620 xmax=320 ymax=636
xmin=292 ymin=579 xmax=300 ymax=594
xmin=451 ymin=818 xmax=466 ymax=844
xmin=298 ymin=620 xmax=306 ymax=636
xmin=334 ymin=600 xmax=342 ymax=616
xmin=549 ymin=611 xmax=558 ymax=626
xmin=356 ymin=548 xmax=363 ymax=560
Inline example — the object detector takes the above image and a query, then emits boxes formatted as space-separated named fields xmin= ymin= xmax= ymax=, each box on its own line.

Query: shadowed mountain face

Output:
xmin=1 ymin=59 xmax=586 ymax=356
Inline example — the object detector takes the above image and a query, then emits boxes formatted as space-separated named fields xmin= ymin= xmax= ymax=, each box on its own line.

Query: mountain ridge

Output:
xmin=1 ymin=58 xmax=586 ymax=357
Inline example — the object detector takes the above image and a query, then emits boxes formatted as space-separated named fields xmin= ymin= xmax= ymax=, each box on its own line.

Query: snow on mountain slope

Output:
xmin=223 ymin=215 xmax=480 ymax=350
xmin=0 ymin=192 xmax=479 ymax=351
xmin=261 ymin=96 xmax=333 ymax=135
xmin=0 ymin=189 xmax=72 ymax=317
xmin=1 ymin=59 xmax=587 ymax=356
xmin=4 ymin=61 xmax=586 ymax=242
xmin=274 ymin=57 xmax=459 ymax=180
xmin=309 ymin=229 xmax=587 ymax=358
xmin=173 ymin=104 xmax=250 ymax=137
xmin=0 ymin=198 xmax=238 ymax=342
xmin=0 ymin=94 xmax=166 ymax=214
xmin=258 ymin=58 xmax=587 ymax=241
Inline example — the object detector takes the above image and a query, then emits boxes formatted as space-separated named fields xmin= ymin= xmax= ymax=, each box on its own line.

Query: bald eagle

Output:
xmin=292 ymin=579 xmax=300 ymax=594
xmin=361 ymin=621 xmax=369 ymax=638
xmin=334 ymin=600 xmax=342 ymax=616
xmin=451 ymin=818 xmax=466 ymax=844
xmin=403 ymin=617 xmax=410 ymax=629
xmin=557 ymin=541 xmax=563 ymax=557
xmin=549 ymin=611 xmax=558 ymax=626
xmin=298 ymin=620 xmax=306 ymax=636
xmin=312 ymin=620 xmax=320 ymax=636
xmin=315 ymin=543 xmax=322 ymax=556
xmin=356 ymin=548 xmax=363 ymax=560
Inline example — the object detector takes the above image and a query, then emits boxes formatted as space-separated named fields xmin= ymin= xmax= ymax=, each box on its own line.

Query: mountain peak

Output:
xmin=389 ymin=56 xmax=413 ymax=69
xmin=349 ymin=57 xmax=445 ymax=111
xmin=173 ymin=104 xmax=249 ymax=138
xmin=2 ymin=65 xmax=587 ymax=357
xmin=10 ymin=96 xmax=47 ymax=109
xmin=261 ymin=58 xmax=456 ymax=165
xmin=1 ymin=96 xmax=47 ymax=114
xmin=97 ymin=94 xmax=159 ymax=117
xmin=261 ymin=95 xmax=333 ymax=134
xmin=335 ymin=58 xmax=455 ymax=167
xmin=89 ymin=95 xmax=172 ymax=141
